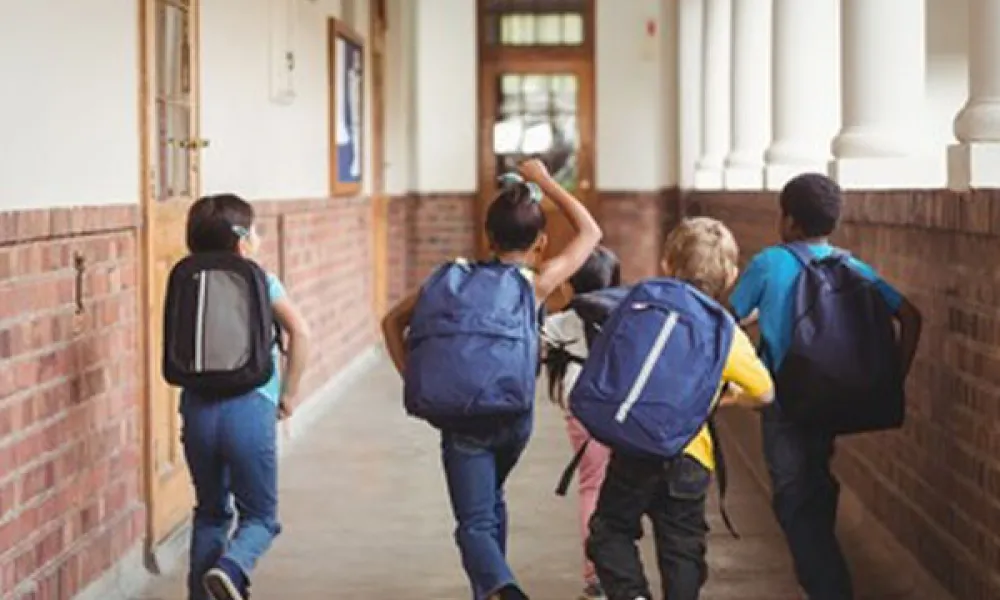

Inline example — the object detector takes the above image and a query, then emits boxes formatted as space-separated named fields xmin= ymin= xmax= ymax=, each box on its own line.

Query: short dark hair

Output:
xmin=779 ymin=173 xmax=843 ymax=237
xmin=569 ymin=246 xmax=621 ymax=294
xmin=485 ymin=183 xmax=546 ymax=252
xmin=186 ymin=193 xmax=255 ymax=253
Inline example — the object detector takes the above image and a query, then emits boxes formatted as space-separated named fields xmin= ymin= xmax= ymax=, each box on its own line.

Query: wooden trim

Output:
xmin=474 ymin=13 xmax=597 ymax=258
xmin=328 ymin=18 xmax=366 ymax=198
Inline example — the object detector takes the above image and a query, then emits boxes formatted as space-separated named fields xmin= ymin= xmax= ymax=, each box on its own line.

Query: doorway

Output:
xmin=477 ymin=0 xmax=596 ymax=308
xmin=138 ymin=0 xmax=204 ymax=567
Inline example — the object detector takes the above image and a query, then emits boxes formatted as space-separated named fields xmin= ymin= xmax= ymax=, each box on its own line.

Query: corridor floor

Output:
xmin=140 ymin=358 xmax=953 ymax=600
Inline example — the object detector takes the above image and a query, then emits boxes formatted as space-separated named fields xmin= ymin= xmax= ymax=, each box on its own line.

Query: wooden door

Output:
xmin=139 ymin=0 xmax=204 ymax=565
xmin=478 ymin=61 xmax=595 ymax=309
xmin=371 ymin=0 xmax=389 ymax=316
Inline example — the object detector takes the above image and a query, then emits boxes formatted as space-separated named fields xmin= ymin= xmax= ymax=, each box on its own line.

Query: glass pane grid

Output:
xmin=485 ymin=1 xmax=587 ymax=47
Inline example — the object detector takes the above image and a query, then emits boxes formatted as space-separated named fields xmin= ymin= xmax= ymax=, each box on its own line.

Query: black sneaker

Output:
xmin=203 ymin=557 xmax=250 ymax=600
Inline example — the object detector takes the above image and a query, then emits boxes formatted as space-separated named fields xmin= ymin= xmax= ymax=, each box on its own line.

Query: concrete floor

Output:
xmin=139 ymin=359 xmax=953 ymax=600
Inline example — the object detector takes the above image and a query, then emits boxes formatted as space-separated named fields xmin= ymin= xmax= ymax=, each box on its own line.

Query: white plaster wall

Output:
xmin=926 ymin=0 xmax=969 ymax=153
xmin=596 ymin=0 xmax=668 ymax=191
xmin=200 ymin=0 xmax=355 ymax=200
xmin=384 ymin=0 xmax=415 ymax=195
xmin=411 ymin=0 xmax=477 ymax=193
xmin=0 ymin=0 xmax=140 ymax=210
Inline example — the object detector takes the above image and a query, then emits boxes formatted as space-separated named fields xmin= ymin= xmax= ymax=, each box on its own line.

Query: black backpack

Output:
xmin=774 ymin=243 xmax=904 ymax=434
xmin=162 ymin=252 xmax=280 ymax=398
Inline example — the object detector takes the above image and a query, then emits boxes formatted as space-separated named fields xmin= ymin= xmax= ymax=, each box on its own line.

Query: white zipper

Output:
xmin=194 ymin=271 xmax=208 ymax=372
xmin=615 ymin=309 xmax=679 ymax=423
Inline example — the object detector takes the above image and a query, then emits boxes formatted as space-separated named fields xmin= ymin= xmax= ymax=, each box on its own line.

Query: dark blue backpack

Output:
xmin=404 ymin=260 xmax=538 ymax=424
xmin=775 ymin=243 xmax=904 ymax=435
xmin=569 ymin=278 xmax=736 ymax=459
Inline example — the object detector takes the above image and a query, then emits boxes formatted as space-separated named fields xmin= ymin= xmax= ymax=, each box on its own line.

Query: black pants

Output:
xmin=762 ymin=403 xmax=853 ymax=600
xmin=586 ymin=453 xmax=711 ymax=600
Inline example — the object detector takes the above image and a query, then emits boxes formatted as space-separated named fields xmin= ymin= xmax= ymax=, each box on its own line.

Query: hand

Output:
xmin=517 ymin=158 xmax=551 ymax=184
xmin=278 ymin=394 xmax=297 ymax=420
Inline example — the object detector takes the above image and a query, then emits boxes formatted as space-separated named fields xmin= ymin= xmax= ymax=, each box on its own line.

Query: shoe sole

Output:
xmin=203 ymin=568 xmax=245 ymax=600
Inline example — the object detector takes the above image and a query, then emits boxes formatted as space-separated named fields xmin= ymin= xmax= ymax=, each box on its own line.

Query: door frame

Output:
xmin=370 ymin=0 xmax=389 ymax=317
xmin=137 ymin=0 xmax=202 ymax=568
xmin=475 ymin=0 xmax=597 ymax=259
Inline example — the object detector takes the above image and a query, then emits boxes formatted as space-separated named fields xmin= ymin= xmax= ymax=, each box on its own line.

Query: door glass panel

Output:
xmin=493 ymin=72 xmax=579 ymax=193
xmin=153 ymin=0 xmax=194 ymax=202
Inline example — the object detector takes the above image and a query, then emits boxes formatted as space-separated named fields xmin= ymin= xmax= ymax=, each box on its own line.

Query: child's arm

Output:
xmin=273 ymin=297 xmax=311 ymax=418
xmin=894 ymin=297 xmax=923 ymax=376
xmin=519 ymin=160 xmax=602 ymax=302
xmin=382 ymin=293 xmax=418 ymax=376
xmin=718 ymin=329 xmax=774 ymax=409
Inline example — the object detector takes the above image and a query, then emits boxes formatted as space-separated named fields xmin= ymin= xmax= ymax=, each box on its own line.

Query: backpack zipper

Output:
xmin=615 ymin=307 xmax=680 ymax=423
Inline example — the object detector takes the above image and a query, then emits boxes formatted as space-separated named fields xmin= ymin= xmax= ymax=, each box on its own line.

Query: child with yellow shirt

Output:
xmin=583 ymin=218 xmax=774 ymax=600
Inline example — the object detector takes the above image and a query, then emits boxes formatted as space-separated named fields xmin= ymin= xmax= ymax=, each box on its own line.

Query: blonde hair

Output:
xmin=661 ymin=217 xmax=739 ymax=300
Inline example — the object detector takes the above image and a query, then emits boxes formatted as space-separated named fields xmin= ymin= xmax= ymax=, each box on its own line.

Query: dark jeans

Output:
xmin=441 ymin=416 xmax=533 ymax=600
xmin=180 ymin=391 xmax=282 ymax=600
xmin=762 ymin=403 xmax=853 ymax=600
xmin=587 ymin=453 xmax=711 ymax=600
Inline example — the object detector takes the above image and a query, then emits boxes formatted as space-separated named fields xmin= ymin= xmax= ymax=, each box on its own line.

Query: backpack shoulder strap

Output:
xmin=780 ymin=243 xmax=814 ymax=266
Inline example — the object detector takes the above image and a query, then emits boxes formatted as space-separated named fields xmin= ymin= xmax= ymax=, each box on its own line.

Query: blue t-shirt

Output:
xmin=259 ymin=273 xmax=287 ymax=404
xmin=729 ymin=244 xmax=903 ymax=372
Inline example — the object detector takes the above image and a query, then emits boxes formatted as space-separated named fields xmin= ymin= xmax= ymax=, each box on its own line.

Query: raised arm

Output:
xmin=518 ymin=160 xmax=602 ymax=301
xmin=381 ymin=292 xmax=418 ymax=377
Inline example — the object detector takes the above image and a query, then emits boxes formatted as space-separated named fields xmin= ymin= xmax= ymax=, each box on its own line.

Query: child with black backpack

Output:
xmin=381 ymin=159 xmax=601 ymax=600
xmin=163 ymin=194 xmax=311 ymax=600
xmin=542 ymin=246 xmax=621 ymax=600
xmin=577 ymin=218 xmax=775 ymax=600
xmin=728 ymin=173 xmax=922 ymax=600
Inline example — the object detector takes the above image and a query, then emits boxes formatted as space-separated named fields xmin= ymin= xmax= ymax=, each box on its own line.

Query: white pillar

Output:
xmin=693 ymin=0 xmax=731 ymax=190
xmin=677 ymin=0 xmax=703 ymax=189
xmin=723 ymin=0 xmax=771 ymax=190
xmin=830 ymin=0 xmax=939 ymax=189
xmin=764 ymin=0 xmax=840 ymax=191
xmin=948 ymin=0 xmax=1000 ymax=189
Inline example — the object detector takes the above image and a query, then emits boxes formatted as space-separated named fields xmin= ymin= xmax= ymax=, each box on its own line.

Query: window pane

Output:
xmin=537 ymin=14 xmax=561 ymax=45
xmin=486 ymin=1 xmax=586 ymax=47
xmin=563 ymin=14 xmax=584 ymax=45
xmin=156 ymin=3 xmax=189 ymax=100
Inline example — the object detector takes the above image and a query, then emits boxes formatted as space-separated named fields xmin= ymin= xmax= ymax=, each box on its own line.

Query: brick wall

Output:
xmin=0 ymin=207 xmax=144 ymax=600
xmin=598 ymin=189 xmax=681 ymax=282
xmin=691 ymin=189 xmax=1000 ymax=600
xmin=255 ymin=198 xmax=379 ymax=398
xmin=386 ymin=194 xmax=477 ymax=302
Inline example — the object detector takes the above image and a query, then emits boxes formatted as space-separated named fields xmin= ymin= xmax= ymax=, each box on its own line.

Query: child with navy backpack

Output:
xmin=162 ymin=194 xmax=311 ymax=600
xmin=542 ymin=246 xmax=621 ymax=600
xmin=381 ymin=159 xmax=602 ymax=600
xmin=576 ymin=218 xmax=775 ymax=600
xmin=728 ymin=173 xmax=922 ymax=600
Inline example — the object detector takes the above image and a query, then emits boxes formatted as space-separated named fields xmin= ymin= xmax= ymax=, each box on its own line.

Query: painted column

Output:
xmin=693 ymin=0 xmax=731 ymax=189
xmin=763 ymin=0 xmax=840 ymax=190
xmin=723 ymin=0 xmax=771 ymax=189
xmin=949 ymin=0 xmax=1000 ymax=189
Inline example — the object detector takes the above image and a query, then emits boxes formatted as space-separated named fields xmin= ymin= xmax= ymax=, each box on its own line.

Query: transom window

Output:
xmin=482 ymin=0 xmax=588 ymax=47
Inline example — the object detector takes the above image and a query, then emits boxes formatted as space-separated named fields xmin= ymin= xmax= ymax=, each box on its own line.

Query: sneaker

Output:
xmin=203 ymin=557 xmax=250 ymax=600
xmin=579 ymin=582 xmax=606 ymax=600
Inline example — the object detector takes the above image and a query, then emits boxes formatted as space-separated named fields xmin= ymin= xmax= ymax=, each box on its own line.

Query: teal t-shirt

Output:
xmin=259 ymin=273 xmax=287 ymax=404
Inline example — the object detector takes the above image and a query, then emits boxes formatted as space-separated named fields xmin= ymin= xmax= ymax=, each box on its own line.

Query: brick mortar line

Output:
xmin=0 ymin=224 xmax=139 ymax=250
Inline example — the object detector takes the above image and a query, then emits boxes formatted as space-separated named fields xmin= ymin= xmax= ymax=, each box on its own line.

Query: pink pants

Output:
xmin=566 ymin=415 xmax=611 ymax=585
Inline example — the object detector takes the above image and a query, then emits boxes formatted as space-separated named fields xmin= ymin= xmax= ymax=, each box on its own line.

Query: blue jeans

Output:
xmin=762 ymin=403 xmax=853 ymax=600
xmin=441 ymin=417 xmax=532 ymax=600
xmin=181 ymin=391 xmax=282 ymax=600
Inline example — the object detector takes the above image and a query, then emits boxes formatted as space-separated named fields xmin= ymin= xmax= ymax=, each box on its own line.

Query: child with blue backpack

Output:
xmin=728 ymin=173 xmax=922 ymax=600
xmin=381 ymin=159 xmax=602 ymax=600
xmin=542 ymin=246 xmax=621 ymax=600
xmin=166 ymin=194 xmax=311 ymax=600
xmin=577 ymin=217 xmax=775 ymax=600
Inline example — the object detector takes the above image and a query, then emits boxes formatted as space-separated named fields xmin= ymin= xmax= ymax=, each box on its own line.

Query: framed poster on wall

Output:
xmin=329 ymin=19 xmax=365 ymax=196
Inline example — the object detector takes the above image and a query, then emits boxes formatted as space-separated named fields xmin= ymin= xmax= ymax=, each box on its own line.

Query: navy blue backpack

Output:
xmin=404 ymin=260 xmax=538 ymax=425
xmin=570 ymin=278 xmax=736 ymax=459
xmin=774 ymin=243 xmax=904 ymax=435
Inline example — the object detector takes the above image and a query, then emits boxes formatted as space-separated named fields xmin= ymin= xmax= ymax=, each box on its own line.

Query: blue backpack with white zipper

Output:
xmin=569 ymin=278 xmax=736 ymax=459
xmin=404 ymin=259 xmax=538 ymax=425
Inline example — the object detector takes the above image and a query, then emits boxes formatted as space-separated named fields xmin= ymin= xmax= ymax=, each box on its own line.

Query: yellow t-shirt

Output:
xmin=683 ymin=327 xmax=773 ymax=471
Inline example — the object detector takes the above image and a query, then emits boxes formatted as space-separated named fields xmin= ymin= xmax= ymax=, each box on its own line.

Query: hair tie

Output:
xmin=497 ymin=172 xmax=543 ymax=204
xmin=231 ymin=225 xmax=250 ymax=238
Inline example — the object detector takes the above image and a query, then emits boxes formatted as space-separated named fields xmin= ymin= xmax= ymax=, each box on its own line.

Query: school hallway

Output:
xmin=136 ymin=357 xmax=953 ymax=600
